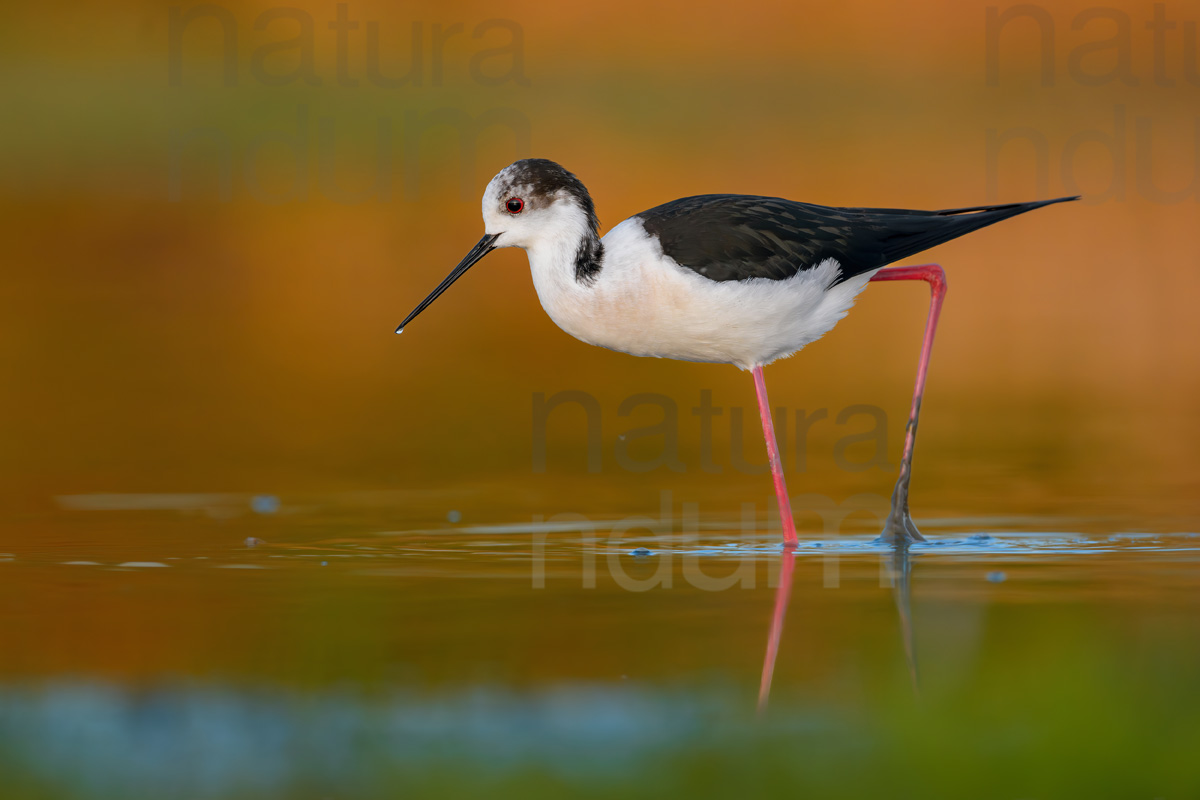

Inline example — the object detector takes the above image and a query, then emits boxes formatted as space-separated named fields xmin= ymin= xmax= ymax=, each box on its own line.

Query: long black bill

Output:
xmin=395 ymin=233 xmax=500 ymax=334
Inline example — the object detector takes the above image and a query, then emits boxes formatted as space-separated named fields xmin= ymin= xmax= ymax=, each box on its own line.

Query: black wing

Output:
xmin=637 ymin=194 xmax=1078 ymax=284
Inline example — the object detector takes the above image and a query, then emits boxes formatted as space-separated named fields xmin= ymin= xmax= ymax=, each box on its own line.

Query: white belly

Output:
xmin=528 ymin=217 xmax=876 ymax=370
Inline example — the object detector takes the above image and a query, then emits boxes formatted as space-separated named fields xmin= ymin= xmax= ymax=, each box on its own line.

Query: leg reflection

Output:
xmin=889 ymin=543 xmax=920 ymax=696
xmin=757 ymin=545 xmax=920 ymax=714
xmin=757 ymin=548 xmax=796 ymax=715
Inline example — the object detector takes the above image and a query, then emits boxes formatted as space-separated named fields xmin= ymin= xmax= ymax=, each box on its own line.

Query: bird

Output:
xmin=396 ymin=158 xmax=1077 ymax=546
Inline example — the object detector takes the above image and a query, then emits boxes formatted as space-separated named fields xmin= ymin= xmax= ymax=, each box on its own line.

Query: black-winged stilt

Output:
xmin=397 ymin=159 xmax=1077 ymax=546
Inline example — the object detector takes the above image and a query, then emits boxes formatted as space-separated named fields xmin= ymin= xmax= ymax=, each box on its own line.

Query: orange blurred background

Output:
xmin=2 ymin=0 xmax=1197 ymax=523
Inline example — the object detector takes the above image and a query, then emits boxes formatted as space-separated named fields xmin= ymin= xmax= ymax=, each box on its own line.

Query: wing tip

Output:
xmin=938 ymin=195 xmax=1082 ymax=216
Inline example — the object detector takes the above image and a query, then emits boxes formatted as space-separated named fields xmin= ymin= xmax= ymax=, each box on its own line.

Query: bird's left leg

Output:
xmin=867 ymin=264 xmax=947 ymax=545
xmin=751 ymin=366 xmax=799 ymax=547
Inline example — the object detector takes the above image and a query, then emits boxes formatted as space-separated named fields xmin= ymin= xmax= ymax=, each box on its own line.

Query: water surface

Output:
xmin=2 ymin=490 xmax=1198 ymax=798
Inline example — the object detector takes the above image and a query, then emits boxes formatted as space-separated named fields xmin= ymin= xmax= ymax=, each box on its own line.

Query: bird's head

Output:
xmin=480 ymin=158 xmax=597 ymax=250
xmin=396 ymin=159 xmax=597 ymax=334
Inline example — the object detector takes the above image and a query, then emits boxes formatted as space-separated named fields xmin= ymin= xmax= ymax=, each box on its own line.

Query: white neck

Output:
xmin=524 ymin=204 xmax=600 ymax=320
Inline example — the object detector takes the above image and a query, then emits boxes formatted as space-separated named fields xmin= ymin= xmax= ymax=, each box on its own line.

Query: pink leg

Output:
xmin=752 ymin=366 xmax=798 ymax=547
xmin=757 ymin=548 xmax=796 ymax=714
xmin=868 ymin=264 xmax=947 ymax=544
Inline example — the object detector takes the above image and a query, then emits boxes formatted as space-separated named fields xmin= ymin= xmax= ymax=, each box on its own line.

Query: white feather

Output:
xmin=524 ymin=215 xmax=875 ymax=370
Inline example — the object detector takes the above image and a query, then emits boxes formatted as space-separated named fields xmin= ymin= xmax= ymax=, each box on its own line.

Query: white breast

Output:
xmin=526 ymin=217 xmax=877 ymax=370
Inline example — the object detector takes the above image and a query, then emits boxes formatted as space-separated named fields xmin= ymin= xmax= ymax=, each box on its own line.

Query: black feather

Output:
xmin=637 ymin=194 xmax=1079 ymax=284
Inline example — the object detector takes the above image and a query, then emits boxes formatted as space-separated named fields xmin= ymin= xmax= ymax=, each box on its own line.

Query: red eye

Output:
xmin=506 ymin=198 xmax=524 ymax=214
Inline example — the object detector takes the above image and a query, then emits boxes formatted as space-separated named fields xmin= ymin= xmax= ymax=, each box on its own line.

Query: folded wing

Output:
xmin=637 ymin=194 xmax=1079 ymax=284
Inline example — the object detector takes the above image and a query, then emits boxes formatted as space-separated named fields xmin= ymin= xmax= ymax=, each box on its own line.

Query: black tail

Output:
xmin=832 ymin=195 xmax=1080 ymax=281
xmin=936 ymin=196 xmax=1082 ymax=216
xmin=849 ymin=196 xmax=1080 ymax=218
